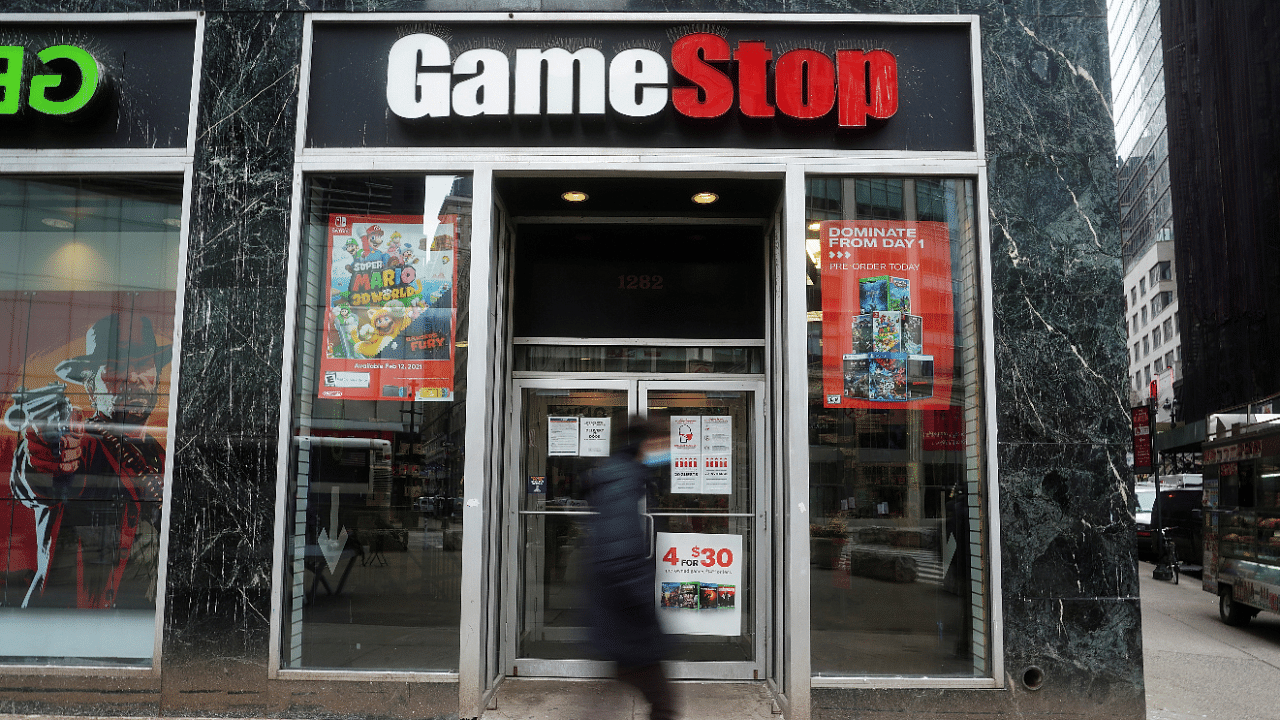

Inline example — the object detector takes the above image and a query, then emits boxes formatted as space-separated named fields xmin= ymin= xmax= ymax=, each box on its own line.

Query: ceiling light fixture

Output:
xmin=41 ymin=218 xmax=74 ymax=229
xmin=692 ymin=192 xmax=719 ymax=205
xmin=808 ymin=221 xmax=822 ymax=231
xmin=162 ymin=218 xmax=183 ymax=227
xmin=562 ymin=191 xmax=588 ymax=202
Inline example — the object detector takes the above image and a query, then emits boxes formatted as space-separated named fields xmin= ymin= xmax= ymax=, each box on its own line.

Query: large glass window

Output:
xmin=0 ymin=175 xmax=183 ymax=666
xmin=281 ymin=175 xmax=471 ymax=672
xmin=804 ymin=176 xmax=989 ymax=678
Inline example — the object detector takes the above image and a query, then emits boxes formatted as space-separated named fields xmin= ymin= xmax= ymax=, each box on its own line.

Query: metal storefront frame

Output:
xmin=269 ymin=11 xmax=998 ymax=720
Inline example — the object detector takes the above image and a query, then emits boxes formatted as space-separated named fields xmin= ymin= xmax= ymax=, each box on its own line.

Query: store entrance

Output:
xmin=491 ymin=174 xmax=781 ymax=681
xmin=506 ymin=379 xmax=764 ymax=679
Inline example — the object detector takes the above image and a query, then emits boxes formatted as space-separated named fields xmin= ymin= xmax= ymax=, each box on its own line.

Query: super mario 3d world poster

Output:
xmin=820 ymin=220 xmax=955 ymax=409
xmin=319 ymin=214 xmax=458 ymax=402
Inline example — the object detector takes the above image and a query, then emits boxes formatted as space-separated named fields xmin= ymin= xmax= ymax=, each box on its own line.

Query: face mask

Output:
xmin=642 ymin=450 xmax=671 ymax=467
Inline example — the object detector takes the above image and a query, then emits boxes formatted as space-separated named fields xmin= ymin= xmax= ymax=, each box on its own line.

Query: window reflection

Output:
xmin=282 ymin=175 xmax=471 ymax=672
xmin=805 ymin=177 xmax=988 ymax=678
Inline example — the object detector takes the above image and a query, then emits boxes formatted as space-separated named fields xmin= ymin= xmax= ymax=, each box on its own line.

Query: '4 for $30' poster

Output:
xmin=657 ymin=532 xmax=742 ymax=636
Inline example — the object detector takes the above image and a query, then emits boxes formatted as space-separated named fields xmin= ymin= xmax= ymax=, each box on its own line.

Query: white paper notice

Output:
xmin=671 ymin=416 xmax=700 ymax=453
xmin=655 ymin=532 xmax=743 ymax=636
xmin=579 ymin=417 xmax=611 ymax=457
xmin=702 ymin=454 xmax=732 ymax=494
xmin=668 ymin=415 xmax=734 ymax=494
xmin=671 ymin=455 xmax=701 ymax=493
xmin=547 ymin=416 xmax=580 ymax=456
xmin=701 ymin=416 xmax=732 ymax=454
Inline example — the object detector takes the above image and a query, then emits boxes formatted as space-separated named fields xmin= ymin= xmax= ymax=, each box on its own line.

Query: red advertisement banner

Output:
xmin=318 ymin=213 xmax=458 ymax=402
xmin=1131 ymin=406 xmax=1153 ymax=474
xmin=819 ymin=220 xmax=954 ymax=409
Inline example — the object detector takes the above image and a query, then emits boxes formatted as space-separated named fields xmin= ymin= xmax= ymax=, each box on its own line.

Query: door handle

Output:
xmin=645 ymin=513 xmax=655 ymax=559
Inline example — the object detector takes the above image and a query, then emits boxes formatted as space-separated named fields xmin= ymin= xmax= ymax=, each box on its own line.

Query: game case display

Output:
xmin=679 ymin=582 xmax=699 ymax=609
xmin=887 ymin=277 xmax=911 ymax=312
xmin=852 ymin=314 xmax=874 ymax=354
xmin=700 ymin=583 xmax=719 ymax=609
xmin=872 ymin=311 xmax=903 ymax=352
xmin=903 ymin=314 xmax=924 ymax=354
xmin=907 ymin=355 xmax=935 ymax=399
xmin=843 ymin=354 xmax=871 ymax=399
xmin=868 ymin=354 xmax=908 ymax=401
xmin=718 ymin=585 xmax=736 ymax=609
xmin=661 ymin=582 xmax=681 ymax=608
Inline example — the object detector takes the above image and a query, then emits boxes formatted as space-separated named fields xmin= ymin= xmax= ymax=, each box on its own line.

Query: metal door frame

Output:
xmin=502 ymin=377 xmax=767 ymax=680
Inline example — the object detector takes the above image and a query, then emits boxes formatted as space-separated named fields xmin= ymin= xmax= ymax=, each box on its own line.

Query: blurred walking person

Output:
xmin=584 ymin=416 xmax=679 ymax=720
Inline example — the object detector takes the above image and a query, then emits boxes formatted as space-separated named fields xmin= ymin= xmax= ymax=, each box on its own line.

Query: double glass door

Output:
xmin=505 ymin=378 xmax=765 ymax=679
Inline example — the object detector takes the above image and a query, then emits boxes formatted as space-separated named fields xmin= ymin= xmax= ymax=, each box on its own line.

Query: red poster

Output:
xmin=820 ymin=220 xmax=954 ymax=408
xmin=0 ymin=292 xmax=173 ymax=609
xmin=318 ymin=214 xmax=458 ymax=402
xmin=1131 ymin=406 xmax=1153 ymax=474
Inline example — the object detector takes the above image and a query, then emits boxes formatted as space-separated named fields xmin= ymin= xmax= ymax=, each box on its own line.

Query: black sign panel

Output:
xmin=306 ymin=20 xmax=975 ymax=152
xmin=0 ymin=21 xmax=197 ymax=149
xmin=512 ymin=223 xmax=766 ymax=340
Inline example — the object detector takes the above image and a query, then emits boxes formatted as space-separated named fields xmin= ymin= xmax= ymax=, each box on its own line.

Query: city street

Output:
xmin=1140 ymin=562 xmax=1280 ymax=720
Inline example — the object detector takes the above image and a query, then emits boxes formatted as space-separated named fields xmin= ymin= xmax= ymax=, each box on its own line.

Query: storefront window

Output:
xmin=805 ymin=176 xmax=989 ymax=678
xmin=0 ymin=175 xmax=183 ymax=665
xmin=282 ymin=175 xmax=471 ymax=672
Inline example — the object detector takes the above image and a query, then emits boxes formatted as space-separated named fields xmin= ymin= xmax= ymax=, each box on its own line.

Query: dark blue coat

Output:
xmin=583 ymin=452 xmax=667 ymax=668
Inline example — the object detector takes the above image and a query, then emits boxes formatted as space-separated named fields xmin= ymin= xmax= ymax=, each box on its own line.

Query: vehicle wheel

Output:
xmin=1220 ymin=587 xmax=1252 ymax=626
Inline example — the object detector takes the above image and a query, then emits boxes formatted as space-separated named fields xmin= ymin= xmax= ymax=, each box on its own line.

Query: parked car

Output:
xmin=1135 ymin=484 xmax=1203 ymax=566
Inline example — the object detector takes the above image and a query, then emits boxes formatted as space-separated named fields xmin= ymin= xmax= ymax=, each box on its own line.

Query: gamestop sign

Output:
xmin=306 ymin=19 xmax=976 ymax=151
xmin=386 ymin=33 xmax=897 ymax=127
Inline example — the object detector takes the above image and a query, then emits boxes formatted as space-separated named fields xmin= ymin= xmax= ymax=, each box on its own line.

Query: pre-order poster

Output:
xmin=319 ymin=213 xmax=458 ymax=402
xmin=820 ymin=220 xmax=954 ymax=408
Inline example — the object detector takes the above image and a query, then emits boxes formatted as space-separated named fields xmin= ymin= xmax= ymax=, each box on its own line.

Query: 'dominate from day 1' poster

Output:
xmin=318 ymin=213 xmax=458 ymax=401
xmin=820 ymin=220 xmax=954 ymax=409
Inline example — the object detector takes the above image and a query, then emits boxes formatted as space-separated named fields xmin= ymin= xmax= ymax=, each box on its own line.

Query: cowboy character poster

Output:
xmin=0 ymin=292 xmax=172 ymax=614
xmin=318 ymin=214 xmax=458 ymax=402
xmin=820 ymin=220 xmax=955 ymax=409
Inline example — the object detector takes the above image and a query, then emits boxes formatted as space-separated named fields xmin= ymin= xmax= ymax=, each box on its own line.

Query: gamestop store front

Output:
xmin=0 ymin=7 xmax=1141 ymax=720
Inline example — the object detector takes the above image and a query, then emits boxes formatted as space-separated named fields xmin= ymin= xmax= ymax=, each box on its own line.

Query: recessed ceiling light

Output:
xmin=692 ymin=192 xmax=719 ymax=205
xmin=162 ymin=217 xmax=182 ymax=227
xmin=562 ymin=191 xmax=588 ymax=202
xmin=808 ymin=221 xmax=822 ymax=231
xmin=41 ymin=218 xmax=74 ymax=229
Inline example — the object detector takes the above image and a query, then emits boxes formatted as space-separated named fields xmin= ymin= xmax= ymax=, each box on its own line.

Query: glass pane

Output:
xmin=516 ymin=387 xmax=629 ymax=660
xmin=282 ymin=174 xmax=472 ymax=671
xmin=0 ymin=175 xmax=182 ymax=666
xmin=805 ymin=176 xmax=988 ymax=678
xmin=646 ymin=389 xmax=755 ymax=662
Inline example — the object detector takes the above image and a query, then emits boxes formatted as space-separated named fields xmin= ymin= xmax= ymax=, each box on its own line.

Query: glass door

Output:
xmin=506 ymin=378 xmax=764 ymax=679
xmin=507 ymin=381 xmax=633 ymax=676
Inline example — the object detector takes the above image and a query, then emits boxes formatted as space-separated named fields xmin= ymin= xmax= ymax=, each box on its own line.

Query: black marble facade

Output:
xmin=0 ymin=1 xmax=1138 ymax=719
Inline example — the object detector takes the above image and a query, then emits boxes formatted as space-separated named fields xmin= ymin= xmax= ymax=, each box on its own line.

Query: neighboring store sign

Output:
xmin=657 ymin=532 xmax=742 ymax=636
xmin=306 ymin=19 xmax=975 ymax=151
xmin=820 ymin=220 xmax=955 ymax=408
xmin=1131 ymin=406 xmax=1153 ymax=475
xmin=669 ymin=415 xmax=732 ymax=495
xmin=0 ymin=44 xmax=103 ymax=117
xmin=318 ymin=213 xmax=458 ymax=402
xmin=0 ymin=21 xmax=197 ymax=149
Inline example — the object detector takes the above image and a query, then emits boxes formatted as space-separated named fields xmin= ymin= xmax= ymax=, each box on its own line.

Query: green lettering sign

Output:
xmin=0 ymin=46 xmax=22 ymax=115
xmin=28 ymin=45 xmax=101 ymax=116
